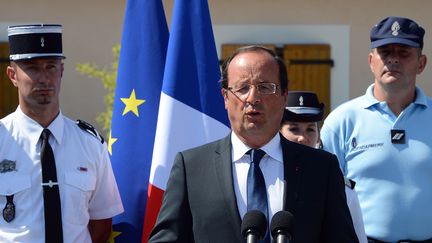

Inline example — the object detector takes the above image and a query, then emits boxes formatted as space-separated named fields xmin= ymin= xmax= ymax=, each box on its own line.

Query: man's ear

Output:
xmin=221 ymin=88 xmax=228 ymax=109
xmin=282 ymin=88 xmax=288 ymax=104
xmin=6 ymin=65 xmax=18 ymax=87
xmin=368 ymin=51 xmax=375 ymax=73
xmin=417 ymin=54 xmax=427 ymax=74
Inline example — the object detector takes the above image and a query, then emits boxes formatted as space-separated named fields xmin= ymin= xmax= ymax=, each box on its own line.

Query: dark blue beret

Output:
xmin=370 ymin=16 xmax=425 ymax=49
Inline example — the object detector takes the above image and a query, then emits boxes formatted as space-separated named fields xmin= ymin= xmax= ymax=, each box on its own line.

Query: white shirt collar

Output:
xmin=14 ymin=106 xmax=64 ymax=145
xmin=230 ymin=132 xmax=283 ymax=163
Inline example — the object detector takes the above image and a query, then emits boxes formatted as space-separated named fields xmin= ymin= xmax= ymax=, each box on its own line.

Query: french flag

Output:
xmin=141 ymin=0 xmax=230 ymax=241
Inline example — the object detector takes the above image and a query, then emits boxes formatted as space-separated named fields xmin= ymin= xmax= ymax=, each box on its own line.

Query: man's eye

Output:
xmin=258 ymin=84 xmax=272 ymax=92
xmin=25 ymin=66 xmax=38 ymax=71
xmin=399 ymin=51 xmax=410 ymax=57
xmin=236 ymin=85 xmax=250 ymax=94
xmin=379 ymin=50 xmax=389 ymax=56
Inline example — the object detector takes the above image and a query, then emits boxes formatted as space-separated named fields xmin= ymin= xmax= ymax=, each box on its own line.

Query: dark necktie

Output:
xmin=247 ymin=149 xmax=270 ymax=243
xmin=40 ymin=129 xmax=63 ymax=243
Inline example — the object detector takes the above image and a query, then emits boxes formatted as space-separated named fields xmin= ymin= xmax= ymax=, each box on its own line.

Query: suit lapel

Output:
xmin=281 ymin=134 xmax=303 ymax=212
xmin=212 ymin=134 xmax=303 ymax=240
xmin=214 ymin=134 xmax=243 ymax=240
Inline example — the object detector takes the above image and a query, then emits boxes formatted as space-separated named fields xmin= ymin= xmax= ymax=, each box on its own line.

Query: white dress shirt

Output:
xmin=0 ymin=107 xmax=124 ymax=243
xmin=231 ymin=132 xmax=285 ymax=224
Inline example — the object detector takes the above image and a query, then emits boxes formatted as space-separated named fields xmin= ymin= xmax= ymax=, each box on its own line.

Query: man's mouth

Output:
xmin=34 ymin=87 xmax=53 ymax=95
xmin=383 ymin=69 xmax=401 ymax=75
xmin=245 ymin=110 xmax=262 ymax=118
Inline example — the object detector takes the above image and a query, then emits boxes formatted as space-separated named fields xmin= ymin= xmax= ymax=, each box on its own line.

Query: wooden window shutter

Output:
xmin=0 ymin=42 xmax=18 ymax=118
xmin=283 ymin=44 xmax=332 ymax=118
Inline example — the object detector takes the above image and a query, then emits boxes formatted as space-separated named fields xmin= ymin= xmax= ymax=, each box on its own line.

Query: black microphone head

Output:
xmin=241 ymin=210 xmax=268 ymax=239
xmin=270 ymin=210 xmax=294 ymax=238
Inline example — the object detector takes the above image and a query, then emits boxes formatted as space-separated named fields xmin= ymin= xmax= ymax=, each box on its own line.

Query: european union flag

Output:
xmin=109 ymin=0 xmax=168 ymax=242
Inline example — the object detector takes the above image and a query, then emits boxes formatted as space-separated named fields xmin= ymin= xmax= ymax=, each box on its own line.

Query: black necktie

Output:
xmin=247 ymin=149 xmax=270 ymax=242
xmin=40 ymin=129 xmax=63 ymax=243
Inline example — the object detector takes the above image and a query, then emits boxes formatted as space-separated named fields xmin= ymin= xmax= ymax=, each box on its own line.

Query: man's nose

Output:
xmin=387 ymin=52 xmax=400 ymax=64
xmin=34 ymin=71 xmax=50 ymax=84
xmin=245 ymin=85 xmax=261 ymax=104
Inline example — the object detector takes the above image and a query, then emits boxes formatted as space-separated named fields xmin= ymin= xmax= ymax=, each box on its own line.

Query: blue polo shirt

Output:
xmin=321 ymin=84 xmax=432 ymax=242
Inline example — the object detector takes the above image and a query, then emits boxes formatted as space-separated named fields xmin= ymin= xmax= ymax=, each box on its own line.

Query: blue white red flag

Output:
xmin=142 ymin=0 xmax=230 ymax=241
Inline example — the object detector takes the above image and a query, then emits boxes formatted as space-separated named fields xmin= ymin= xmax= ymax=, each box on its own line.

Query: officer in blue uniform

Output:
xmin=321 ymin=16 xmax=432 ymax=242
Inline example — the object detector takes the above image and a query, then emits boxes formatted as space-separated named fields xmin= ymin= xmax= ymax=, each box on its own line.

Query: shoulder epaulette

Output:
xmin=76 ymin=119 xmax=104 ymax=144
xmin=344 ymin=177 xmax=356 ymax=189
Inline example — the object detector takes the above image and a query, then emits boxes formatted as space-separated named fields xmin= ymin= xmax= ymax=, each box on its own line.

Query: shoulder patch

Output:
xmin=76 ymin=119 xmax=104 ymax=144
xmin=344 ymin=177 xmax=356 ymax=189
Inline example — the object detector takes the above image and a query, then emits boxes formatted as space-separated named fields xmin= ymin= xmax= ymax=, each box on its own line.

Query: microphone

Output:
xmin=241 ymin=210 xmax=268 ymax=243
xmin=270 ymin=211 xmax=294 ymax=243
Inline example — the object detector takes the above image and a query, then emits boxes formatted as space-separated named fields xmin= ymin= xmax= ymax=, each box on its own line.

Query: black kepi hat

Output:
xmin=8 ymin=24 xmax=65 ymax=61
xmin=283 ymin=91 xmax=324 ymax=123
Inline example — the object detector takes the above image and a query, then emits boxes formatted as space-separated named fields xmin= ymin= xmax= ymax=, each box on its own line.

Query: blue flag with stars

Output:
xmin=108 ymin=0 xmax=168 ymax=242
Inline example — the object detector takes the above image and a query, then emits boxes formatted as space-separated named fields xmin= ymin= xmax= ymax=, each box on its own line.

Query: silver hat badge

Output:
xmin=391 ymin=21 xmax=400 ymax=36
xmin=299 ymin=96 xmax=304 ymax=106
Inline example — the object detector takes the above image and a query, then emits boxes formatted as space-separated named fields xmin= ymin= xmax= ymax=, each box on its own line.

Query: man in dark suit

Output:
xmin=149 ymin=45 xmax=359 ymax=243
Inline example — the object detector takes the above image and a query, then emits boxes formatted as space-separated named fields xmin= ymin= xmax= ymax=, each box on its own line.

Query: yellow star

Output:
xmin=107 ymin=229 xmax=122 ymax=243
xmin=121 ymin=89 xmax=145 ymax=116
xmin=107 ymin=130 xmax=117 ymax=156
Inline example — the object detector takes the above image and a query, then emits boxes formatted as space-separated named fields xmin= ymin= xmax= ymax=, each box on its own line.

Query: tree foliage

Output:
xmin=75 ymin=44 xmax=120 ymax=136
